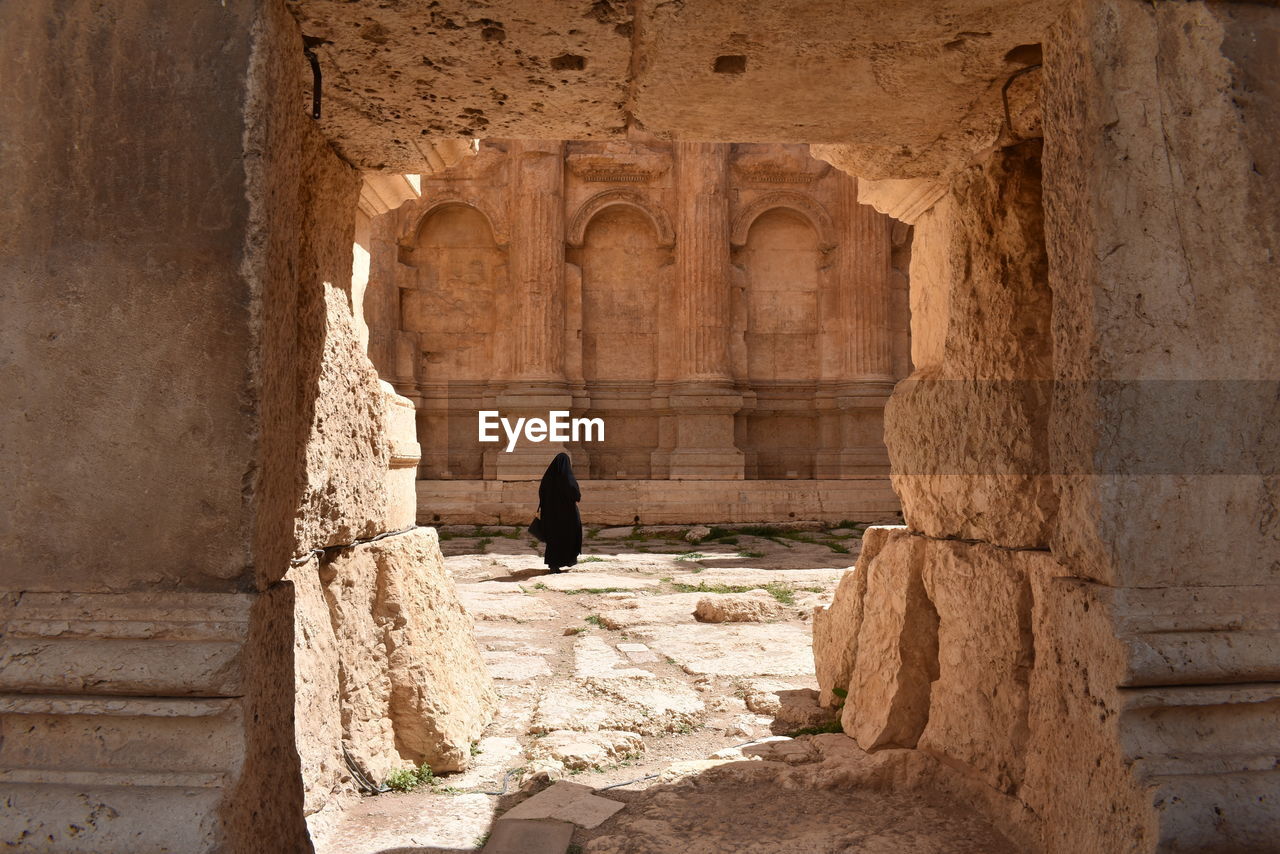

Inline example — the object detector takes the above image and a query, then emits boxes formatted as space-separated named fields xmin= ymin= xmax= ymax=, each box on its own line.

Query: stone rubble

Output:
xmin=313 ymin=524 xmax=1015 ymax=853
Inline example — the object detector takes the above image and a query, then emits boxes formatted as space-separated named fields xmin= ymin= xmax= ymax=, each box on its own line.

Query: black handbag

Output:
xmin=528 ymin=505 xmax=547 ymax=542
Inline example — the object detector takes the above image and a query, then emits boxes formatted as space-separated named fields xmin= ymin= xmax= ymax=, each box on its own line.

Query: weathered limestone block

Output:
xmin=693 ymin=591 xmax=786 ymax=623
xmin=1044 ymin=0 xmax=1280 ymax=588
xmin=382 ymin=380 xmax=422 ymax=532
xmin=1119 ymin=684 xmax=1280 ymax=853
xmin=885 ymin=141 xmax=1055 ymax=551
xmin=1022 ymin=564 xmax=1150 ymax=854
xmin=917 ymin=540 xmax=1035 ymax=795
xmin=295 ymin=284 xmax=394 ymax=551
xmin=526 ymin=730 xmax=645 ymax=771
xmin=319 ymin=528 xmax=496 ymax=778
xmin=286 ymin=558 xmax=354 ymax=838
xmin=0 ymin=590 xmax=306 ymax=853
xmin=812 ymin=526 xmax=903 ymax=708
xmin=840 ymin=530 xmax=938 ymax=751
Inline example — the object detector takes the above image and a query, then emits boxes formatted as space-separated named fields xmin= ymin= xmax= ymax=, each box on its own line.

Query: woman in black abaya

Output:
xmin=537 ymin=452 xmax=582 ymax=573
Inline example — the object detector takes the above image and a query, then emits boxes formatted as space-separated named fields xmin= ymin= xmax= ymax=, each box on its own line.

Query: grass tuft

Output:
xmin=383 ymin=762 xmax=435 ymax=793
xmin=787 ymin=719 xmax=845 ymax=737
xmin=669 ymin=580 xmax=796 ymax=605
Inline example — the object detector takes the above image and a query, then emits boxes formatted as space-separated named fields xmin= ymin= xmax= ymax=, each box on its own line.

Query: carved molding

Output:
xmin=855 ymin=178 xmax=947 ymax=224
xmin=566 ymin=151 xmax=671 ymax=184
xmin=401 ymin=194 xmax=511 ymax=264
xmin=731 ymin=163 xmax=831 ymax=185
xmin=730 ymin=191 xmax=836 ymax=248
xmin=567 ymin=189 xmax=676 ymax=248
xmin=358 ymin=174 xmax=421 ymax=218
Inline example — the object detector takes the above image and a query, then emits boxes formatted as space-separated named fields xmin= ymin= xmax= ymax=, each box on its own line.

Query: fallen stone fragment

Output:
xmin=597 ymin=593 xmax=706 ymax=629
xmin=693 ymin=591 xmax=786 ymax=623
xmin=522 ymin=759 xmax=567 ymax=783
xmin=500 ymin=780 xmax=625 ymax=829
xmin=595 ymin=527 xmax=635 ymax=539
xmin=527 ymin=729 xmax=645 ymax=770
xmin=741 ymin=680 xmax=793 ymax=715
xmin=685 ymin=525 xmax=713 ymax=543
xmin=444 ymin=736 xmax=525 ymax=790
xmin=774 ymin=688 xmax=841 ymax=732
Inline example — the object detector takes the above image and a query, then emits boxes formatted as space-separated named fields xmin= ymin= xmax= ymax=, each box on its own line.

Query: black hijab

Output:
xmin=538 ymin=452 xmax=582 ymax=571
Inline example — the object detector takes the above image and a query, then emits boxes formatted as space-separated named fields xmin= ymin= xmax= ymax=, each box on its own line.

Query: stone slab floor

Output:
xmin=315 ymin=524 xmax=1018 ymax=854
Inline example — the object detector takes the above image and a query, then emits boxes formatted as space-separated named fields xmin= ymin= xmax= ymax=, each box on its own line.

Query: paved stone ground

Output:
xmin=315 ymin=523 xmax=1018 ymax=854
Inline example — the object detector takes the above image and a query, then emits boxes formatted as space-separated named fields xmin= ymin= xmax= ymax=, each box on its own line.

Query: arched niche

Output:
xmin=577 ymin=204 xmax=666 ymax=478
xmin=736 ymin=206 xmax=823 ymax=479
xmin=400 ymin=202 xmax=508 ymax=383
xmin=738 ymin=207 xmax=822 ymax=381
xmin=730 ymin=190 xmax=835 ymax=251
xmin=568 ymin=189 xmax=675 ymax=248
xmin=411 ymin=196 xmax=510 ymax=248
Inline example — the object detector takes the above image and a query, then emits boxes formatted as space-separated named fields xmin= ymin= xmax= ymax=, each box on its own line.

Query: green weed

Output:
xmin=787 ymin=719 xmax=844 ymax=737
xmin=384 ymin=763 xmax=434 ymax=793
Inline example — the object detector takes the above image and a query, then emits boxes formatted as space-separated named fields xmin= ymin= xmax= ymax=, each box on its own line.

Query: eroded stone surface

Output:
xmin=288 ymin=0 xmax=1067 ymax=180
xmin=461 ymin=590 xmax=559 ymax=623
xmin=526 ymin=730 xmax=645 ymax=771
xmin=320 ymin=529 xmax=497 ymax=775
xmin=531 ymin=677 xmax=705 ymax=736
xmin=917 ymin=539 xmax=1034 ymax=795
xmin=635 ymin=623 xmax=816 ymax=678
xmin=812 ymin=527 xmax=902 ymax=708
xmin=693 ymin=591 xmax=787 ymax=623
xmin=842 ymin=531 xmax=938 ymax=751
xmin=883 ymin=142 xmax=1055 ymax=550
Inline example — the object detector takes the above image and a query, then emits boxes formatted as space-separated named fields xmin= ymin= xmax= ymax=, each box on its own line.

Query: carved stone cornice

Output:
xmin=567 ymin=188 xmax=676 ymax=248
xmin=730 ymin=190 xmax=836 ymax=249
xmin=567 ymin=151 xmax=671 ymax=184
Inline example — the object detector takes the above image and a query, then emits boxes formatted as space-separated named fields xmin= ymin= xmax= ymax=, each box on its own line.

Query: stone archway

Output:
xmin=5 ymin=1 xmax=1278 ymax=852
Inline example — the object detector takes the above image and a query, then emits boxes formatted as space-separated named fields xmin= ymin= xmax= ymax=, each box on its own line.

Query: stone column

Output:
xmin=816 ymin=172 xmax=895 ymax=477
xmin=666 ymin=142 xmax=744 ymax=479
xmin=491 ymin=140 xmax=574 ymax=479
xmin=0 ymin=2 xmax=320 ymax=849
xmin=843 ymin=175 xmax=895 ymax=383
xmin=1032 ymin=3 xmax=1280 ymax=849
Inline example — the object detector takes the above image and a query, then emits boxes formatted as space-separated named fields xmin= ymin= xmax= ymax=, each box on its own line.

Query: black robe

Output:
xmin=538 ymin=452 xmax=582 ymax=571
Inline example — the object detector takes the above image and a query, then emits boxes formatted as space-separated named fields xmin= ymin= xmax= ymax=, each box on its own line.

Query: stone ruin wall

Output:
xmin=3 ymin=0 xmax=1277 ymax=852
xmin=362 ymin=139 xmax=912 ymax=524
xmin=816 ymin=2 xmax=1280 ymax=852
xmin=0 ymin=3 xmax=495 ymax=850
